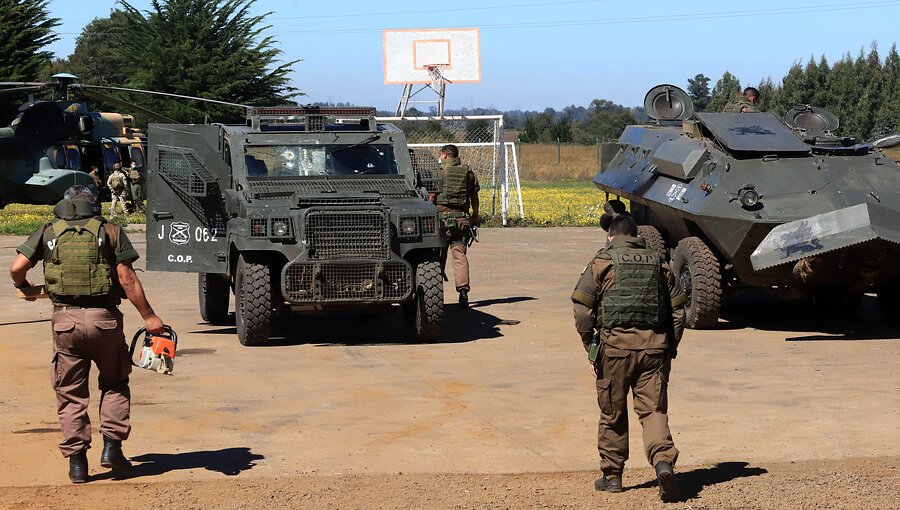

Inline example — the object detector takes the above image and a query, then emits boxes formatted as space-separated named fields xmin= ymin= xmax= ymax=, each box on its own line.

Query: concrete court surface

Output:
xmin=0 ymin=227 xmax=898 ymax=489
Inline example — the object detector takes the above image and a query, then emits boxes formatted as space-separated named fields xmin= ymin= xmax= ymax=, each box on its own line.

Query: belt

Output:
xmin=436 ymin=205 xmax=466 ymax=213
xmin=53 ymin=304 xmax=117 ymax=313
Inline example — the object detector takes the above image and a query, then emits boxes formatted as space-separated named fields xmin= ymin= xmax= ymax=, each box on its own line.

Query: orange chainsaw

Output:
xmin=129 ymin=326 xmax=178 ymax=375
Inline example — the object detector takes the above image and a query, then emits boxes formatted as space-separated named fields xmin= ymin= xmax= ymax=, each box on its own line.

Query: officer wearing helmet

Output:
xmin=9 ymin=185 xmax=164 ymax=483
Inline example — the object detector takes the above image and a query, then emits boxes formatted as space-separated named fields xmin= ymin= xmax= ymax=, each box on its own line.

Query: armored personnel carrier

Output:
xmin=145 ymin=106 xmax=445 ymax=345
xmin=595 ymin=84 xmax=900 ymax=328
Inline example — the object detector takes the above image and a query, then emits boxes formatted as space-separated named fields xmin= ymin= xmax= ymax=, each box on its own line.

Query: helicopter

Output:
xmin=0 ymin=73 xmax=245 ymax=208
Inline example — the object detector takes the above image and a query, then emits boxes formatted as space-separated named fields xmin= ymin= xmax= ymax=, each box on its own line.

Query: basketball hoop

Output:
xmin=425 ymin=64 xmax=447 ymax=91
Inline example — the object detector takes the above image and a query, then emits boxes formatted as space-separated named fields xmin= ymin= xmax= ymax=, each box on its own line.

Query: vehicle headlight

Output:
xmin=272 ymin=219 xmax=290 ymax=237
xmin=739 ymin=188 xmax=760 ymax=208
xmin=399 ymin=217 xmax=419 ymax=237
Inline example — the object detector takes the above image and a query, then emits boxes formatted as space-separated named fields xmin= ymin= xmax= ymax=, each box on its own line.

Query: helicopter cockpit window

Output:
xmin=66 ymin=147 xmax=82 ymax=170
xmin=244 ymin=145 xmax=398 ymax=178
xmin=130 ymin=147 xmax=145 ymax=168
xmin=102 ymin=146 xmax=119 ymax=171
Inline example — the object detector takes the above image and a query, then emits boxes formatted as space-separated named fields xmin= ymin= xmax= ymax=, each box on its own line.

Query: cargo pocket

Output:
xmin=595 ymin=378 xmax=613 ymax=416
xmin=50 ymin=351 xmax=62 ymax=389
xmin=94 ymin=320 xmax=120 ymax=332
xmin=654 ymin=366 xmax=669 ymax=413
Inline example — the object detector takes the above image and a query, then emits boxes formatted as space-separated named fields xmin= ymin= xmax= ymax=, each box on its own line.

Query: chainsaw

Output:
xmin=129 ymin=325 xmax=178 ymax=375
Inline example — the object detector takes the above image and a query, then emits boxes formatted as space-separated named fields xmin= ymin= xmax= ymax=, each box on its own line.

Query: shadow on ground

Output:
xmin=191 ymin=296 xmax=535 ymax=347
xmin=717 ymin=290 xmax=897 ymax=341
xmin=629 ymin=461 xmax=768 ymax=501
xmin=91 ymin=447 xmax=263 ymax=481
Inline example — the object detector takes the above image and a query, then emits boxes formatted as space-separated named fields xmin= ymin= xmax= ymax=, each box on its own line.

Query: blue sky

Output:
xmin=47 ymin=0 xmax=900 ymax=111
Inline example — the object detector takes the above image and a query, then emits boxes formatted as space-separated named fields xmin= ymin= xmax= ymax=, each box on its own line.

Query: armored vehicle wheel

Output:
xmin=235 ymin=256 xmax=272 ymax=346
xmin=637 ymin=225 xmax=666 ymax=261
xmin=413 ymin=260 xmax=444 ymax=342
xmin=673 ymin=237 xmax=722 ymax=329
xmin=198 ymin=273 xmax=230 ymax=324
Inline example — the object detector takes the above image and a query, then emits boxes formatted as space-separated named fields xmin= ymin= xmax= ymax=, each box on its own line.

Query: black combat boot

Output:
xmin=458 ymin=289 xmax=469 ymax=308
xmin=654 ymin=461 xmax=679 ymax=503
xmin=100 ymin=436 xmax=132 ymax=471
xmin=68 ymin=450 xmax=88 ymax=484
xmin=594 ymin=474 xmax=623 ymax=493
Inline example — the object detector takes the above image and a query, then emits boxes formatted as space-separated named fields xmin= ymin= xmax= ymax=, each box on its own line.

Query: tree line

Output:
xmin=1 ymin=0 xmax=898 ymax=141
xmin=691 ymin=43 xmax=900 ymax=141
xmin=1 ymin=0 xmax=297 ymax=124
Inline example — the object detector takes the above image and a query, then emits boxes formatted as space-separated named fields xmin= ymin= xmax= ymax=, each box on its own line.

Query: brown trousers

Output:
xmin=594 ymin=346 xmax=678 ymax=475
xmin=440 ymin=217 xmax=471 ymax=291
xmin=51 ymin=307 xmax=132 ymax=458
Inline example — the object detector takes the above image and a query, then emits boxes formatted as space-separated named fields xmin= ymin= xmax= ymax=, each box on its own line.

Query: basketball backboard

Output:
xmin=383 ymin=28 xmax=481 ymax=85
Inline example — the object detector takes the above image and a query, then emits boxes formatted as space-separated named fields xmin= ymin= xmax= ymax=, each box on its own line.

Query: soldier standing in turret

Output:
xmin=723 ymin=86 xmax=760 ymax=113
xmin=435 ymin=144 xmax=480 ymax=307
xmin=9 ymin=185 xmax=164 ymax=483
xmin=572 ymin=213 xmax=686 ymax=503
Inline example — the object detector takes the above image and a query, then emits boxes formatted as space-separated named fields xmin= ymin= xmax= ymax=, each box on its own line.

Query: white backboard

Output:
xmin=383 ymin=28 xmax=481 ymax=84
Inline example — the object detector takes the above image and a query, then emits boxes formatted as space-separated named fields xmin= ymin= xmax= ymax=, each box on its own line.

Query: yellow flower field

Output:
xmin=0 ymin=203 xmax=146 ymax=236
xmin=0 ymin=181 xmax=617 ymax=234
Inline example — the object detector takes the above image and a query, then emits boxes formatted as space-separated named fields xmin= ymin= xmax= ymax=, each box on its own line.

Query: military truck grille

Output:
xmin=250 ymin=218 xmax=267 ymax=237
xmin=305 ymin=210 xmax=389 ymax=259
xmin=282 ymin=261 xmax=412 ymax=302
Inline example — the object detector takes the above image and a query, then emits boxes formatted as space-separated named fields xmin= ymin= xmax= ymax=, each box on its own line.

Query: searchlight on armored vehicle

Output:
xmin=594 ymin=84 xmax=900 ymax=328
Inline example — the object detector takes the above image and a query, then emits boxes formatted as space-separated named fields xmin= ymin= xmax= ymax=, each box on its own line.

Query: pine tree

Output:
xmin=872 ymin=43 xmax=900 ymax=138
xmin=687 ymin=74 xmax=711 ymax=111
xmin=707 ymin=71 xmax=741 ymax=113
xmin=117 ymin=0 xmax=299 ymax=123
xmin=0 ymin=0 xmax=59 ymax=81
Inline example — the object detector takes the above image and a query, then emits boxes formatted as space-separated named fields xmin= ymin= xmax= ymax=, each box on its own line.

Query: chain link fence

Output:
xmin=377 ymin=115 xmax=523 ymax=225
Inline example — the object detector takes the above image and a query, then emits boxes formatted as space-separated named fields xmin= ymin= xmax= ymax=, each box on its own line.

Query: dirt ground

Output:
xmin=1 ymin=227 xmax=898 ymax=509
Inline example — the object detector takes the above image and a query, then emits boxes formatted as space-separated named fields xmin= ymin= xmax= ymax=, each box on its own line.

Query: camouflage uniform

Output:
xmin=723 ymin=97 xmax=759 ymax=113
xmin=16 ymin=199 xmax=140 ymax=459
xmin=435 ymin=156 xmax=480 ymax=293
xmin=572 ymin=235 xmax=686 ymax=477
xmin=106 ymin=168 xmax=128 ymax=218
xmin=127 ymin=164 xmax=145 ymax=213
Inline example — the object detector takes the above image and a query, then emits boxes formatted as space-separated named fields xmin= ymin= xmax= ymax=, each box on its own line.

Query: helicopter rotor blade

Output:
xmin=76 ymin=84 xmax=251 ymax=110
xmin=76 ymin=87 xmax=178 ymax=123
xmin=0 ymin=82 xmax=48 ymax=87
xmin=0 ymin=85 xmax=47 ymax=95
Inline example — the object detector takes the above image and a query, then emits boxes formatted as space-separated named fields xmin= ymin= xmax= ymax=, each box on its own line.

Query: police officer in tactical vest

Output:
xmin=435 ymin=144 xmax=480 ymax=307
xmin=723 ymin=86 xmax=760 ymax=113
xmin=571 ymin=213 xmax=686 ymax=503
xmin=9 ymin=185 xmax=164 ymax=483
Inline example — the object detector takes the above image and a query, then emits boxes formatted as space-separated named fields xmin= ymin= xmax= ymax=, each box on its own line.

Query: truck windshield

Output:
xmin=245 ymin=145 xmax=398 ymax=177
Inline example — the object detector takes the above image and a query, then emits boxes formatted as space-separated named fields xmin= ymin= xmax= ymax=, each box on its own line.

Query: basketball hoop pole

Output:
xmin=395 ymin=64 xmax=450 ymax=117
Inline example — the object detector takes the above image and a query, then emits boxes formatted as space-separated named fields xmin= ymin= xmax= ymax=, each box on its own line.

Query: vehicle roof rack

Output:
xmin=247 ymin=106 xmax=377 ymax=132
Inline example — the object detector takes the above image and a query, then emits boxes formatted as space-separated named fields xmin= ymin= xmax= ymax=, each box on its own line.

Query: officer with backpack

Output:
xmin=106 ymin=163 xmax=129 ymax=219
xmin=9 ymin=185 xmax=164 ymax=483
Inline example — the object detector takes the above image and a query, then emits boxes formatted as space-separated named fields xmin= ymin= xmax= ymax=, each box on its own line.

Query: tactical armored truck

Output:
xmin=145 ymin=106 xmax=445 ymax=345
xmin=595 ymin=84 xmax=900 ymax=328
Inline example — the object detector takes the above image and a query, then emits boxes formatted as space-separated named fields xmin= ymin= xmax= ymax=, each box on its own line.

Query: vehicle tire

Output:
xmin=413 ymin=260 xmax=443 ymax=342
xmin=198 ymin=273 xmax=230 ymax=324
xmin=235 ymin=255 xmax=272 ymax=346
xmin=672 ymin=237 xmax=722 ymax=329
xmin=637 ymin=225 xmax=666 ymax=261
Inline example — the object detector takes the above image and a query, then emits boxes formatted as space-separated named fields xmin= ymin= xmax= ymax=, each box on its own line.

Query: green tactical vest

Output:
xmin=109 ymin=171 xmax=125 ymax=192
xmin=436 ymin=158 xmax=471 ymax=212
xmin=598 ymin=245 xmax=663 ymax=329
xmin=43 ymin=217 xmax=113 ymax=297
